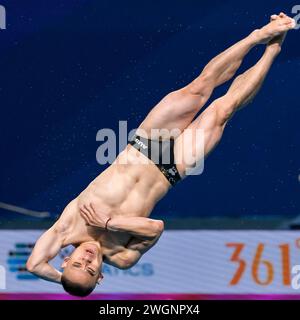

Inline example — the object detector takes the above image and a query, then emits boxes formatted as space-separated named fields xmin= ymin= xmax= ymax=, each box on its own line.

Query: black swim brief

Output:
xmin=129 ymin=134 xmax=181 ymax=186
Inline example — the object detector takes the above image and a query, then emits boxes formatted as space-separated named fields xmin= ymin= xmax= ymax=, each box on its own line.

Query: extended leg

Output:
xmin=138 ymin=33 xmax=256 ymax=139
xmin=138 ymin=15 xmax=295 ymax=140
xmin=175 ymin=28 xmax=289 ymax=177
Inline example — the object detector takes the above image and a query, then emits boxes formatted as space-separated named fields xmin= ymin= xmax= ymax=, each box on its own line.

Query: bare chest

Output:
xmin=66 ymin=217 xmax=133 ymax=256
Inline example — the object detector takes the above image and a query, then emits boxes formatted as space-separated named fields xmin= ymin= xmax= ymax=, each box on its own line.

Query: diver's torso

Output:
xmin=78 ymin=145 xmax=169 ymax=218
xmin=61 ymin=145 xmax=169 ymax=254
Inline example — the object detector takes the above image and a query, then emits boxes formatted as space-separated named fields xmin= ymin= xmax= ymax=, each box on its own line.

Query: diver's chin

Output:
xmin=81 ymin=241 xmax=101 ymax=253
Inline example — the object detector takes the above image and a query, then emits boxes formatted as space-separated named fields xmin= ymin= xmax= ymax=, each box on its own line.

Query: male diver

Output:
xmin=27 ymin=13 xmax=296 ymax=296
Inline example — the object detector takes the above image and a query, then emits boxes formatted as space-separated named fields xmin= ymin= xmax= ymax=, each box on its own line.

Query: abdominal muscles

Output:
xmin=82 ymin=149 xmax=169 ymax=218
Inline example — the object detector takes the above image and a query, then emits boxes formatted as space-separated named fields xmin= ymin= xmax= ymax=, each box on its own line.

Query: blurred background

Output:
xmin=0 ymin=0 xmax=299 ymax=299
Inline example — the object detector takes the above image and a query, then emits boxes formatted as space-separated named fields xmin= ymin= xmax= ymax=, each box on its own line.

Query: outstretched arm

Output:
xmin=26 ymin=224 xmax=65 ymax=283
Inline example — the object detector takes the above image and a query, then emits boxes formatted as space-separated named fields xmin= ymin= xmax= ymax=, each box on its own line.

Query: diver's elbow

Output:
xmin=155 ymin=220 xmax=164 ymax=234
xmin=26 ymin=259 xmax=38 ymax=274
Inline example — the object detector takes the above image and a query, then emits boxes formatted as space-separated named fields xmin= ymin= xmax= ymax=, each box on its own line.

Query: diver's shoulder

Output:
xmin=53 ymin=199 xmax=78 ymax=234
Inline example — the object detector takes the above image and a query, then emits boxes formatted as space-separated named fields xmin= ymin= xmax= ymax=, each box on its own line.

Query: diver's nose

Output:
xmin=82 ymin=256 xmax=92 ymax=263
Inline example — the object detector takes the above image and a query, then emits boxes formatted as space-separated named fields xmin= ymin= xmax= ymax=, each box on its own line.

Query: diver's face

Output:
xmin=61 ymin=242 xmax=103 ymax=284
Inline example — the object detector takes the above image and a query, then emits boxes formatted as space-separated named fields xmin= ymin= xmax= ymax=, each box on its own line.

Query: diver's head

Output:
xmin=61 ymin=241 xmax=103 ymax=297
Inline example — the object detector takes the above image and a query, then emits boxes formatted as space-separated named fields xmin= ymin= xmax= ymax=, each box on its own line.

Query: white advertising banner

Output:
xmin=1 ymin=230 xmax=300 ymax=293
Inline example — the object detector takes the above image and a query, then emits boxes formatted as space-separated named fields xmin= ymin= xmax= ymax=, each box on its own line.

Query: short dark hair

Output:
xmin=61 ymin=274 xmax=95 ymax=297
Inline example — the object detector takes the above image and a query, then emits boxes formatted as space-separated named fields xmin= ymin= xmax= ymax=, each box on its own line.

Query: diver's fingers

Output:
xmin=80 ymin=210 xmax=93 ymax=225
xmin=83 ymin=204 xmax=94 ymax=216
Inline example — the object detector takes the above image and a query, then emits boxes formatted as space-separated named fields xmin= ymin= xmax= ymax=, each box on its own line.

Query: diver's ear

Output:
xmin=61 ymin=257 xmax=71 ymax=269
xmin=96 ymin=273 xmax=104 ymax=284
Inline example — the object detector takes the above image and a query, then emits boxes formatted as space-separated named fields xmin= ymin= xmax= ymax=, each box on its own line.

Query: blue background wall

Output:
xmin=0 ymin=1 xmax=299 ymax=219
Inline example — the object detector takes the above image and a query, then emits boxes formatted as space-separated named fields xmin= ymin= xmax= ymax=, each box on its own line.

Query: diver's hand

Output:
xmin=79 ymin=205 xmax=110 ymax=229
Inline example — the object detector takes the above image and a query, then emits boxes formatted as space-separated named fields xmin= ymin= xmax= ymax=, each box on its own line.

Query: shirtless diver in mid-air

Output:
xmin=27 ymin=13 xmax=296 ymax=296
